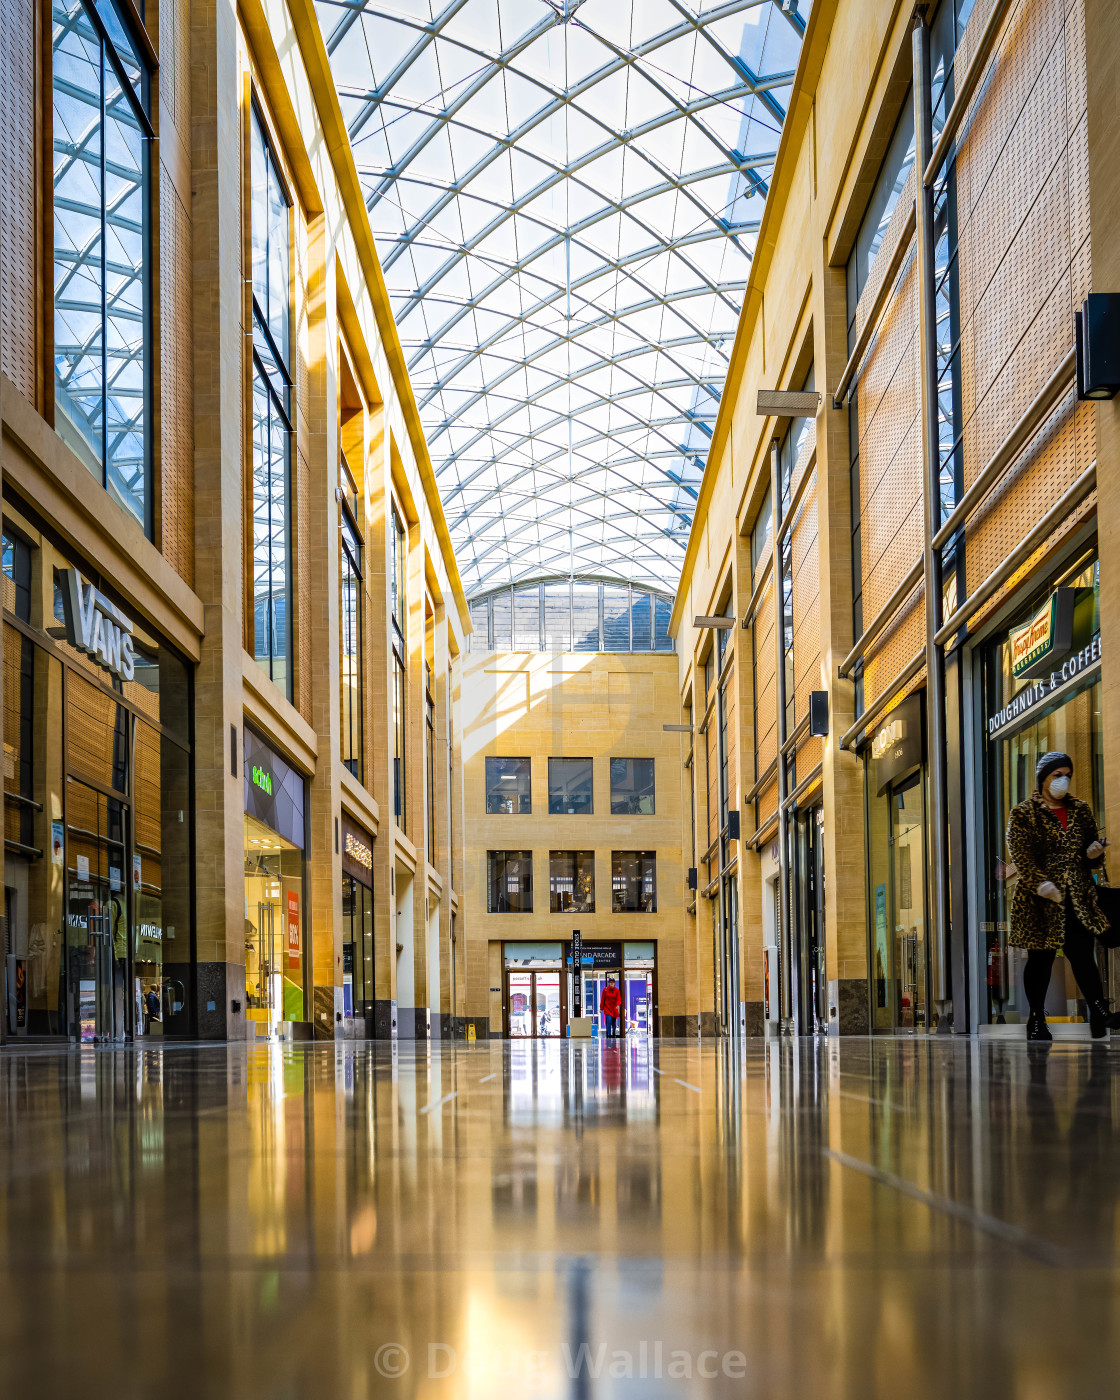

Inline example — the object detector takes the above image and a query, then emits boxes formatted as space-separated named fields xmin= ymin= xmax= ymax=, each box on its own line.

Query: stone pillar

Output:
xmin=190 ymin=0 xmax=250 ymax=1038
xmin=733 ymin=527 xmax=764 ymax=1033
xmin=368 ymin=430 xmax=396 ymax=1037
xmin=1086 ymin=3 xmax=1120 ymax=853
xmin=305 ymin=215 xmax=343 ymax=1039
xmin=814 ymin=263 xmax=868 ymax=1034
xmin=398 ymin=520 xmax=429 ymax=1039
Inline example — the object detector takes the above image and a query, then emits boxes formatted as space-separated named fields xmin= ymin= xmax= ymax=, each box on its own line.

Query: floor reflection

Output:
xmin=0 ymin=1036 xmax=1119 ymax=1397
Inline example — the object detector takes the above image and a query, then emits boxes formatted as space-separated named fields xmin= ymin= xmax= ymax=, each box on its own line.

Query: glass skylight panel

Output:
xmin=317 ymin=0 xmax=803 ymax=596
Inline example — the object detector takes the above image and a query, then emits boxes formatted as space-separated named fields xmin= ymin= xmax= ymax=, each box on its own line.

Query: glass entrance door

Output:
xmin=65 ymin=781 xmax=129 ymax=1041
xmin=582 ymin=968 xmax=624 ymax=1036
xmin=506 ymin=969 xmax=563 ymax=1038
xmin=534 ymin=971 xmax=560 ymax=1036
xmin=890 ymin=773 xmax=928 ymax=1030
xmin=623 ymin=969 xmax=652 ymax=1035
xmin=793 ymin=806 xmax=826 ymax=1033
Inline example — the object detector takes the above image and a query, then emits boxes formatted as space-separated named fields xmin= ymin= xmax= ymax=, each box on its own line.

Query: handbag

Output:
xmin=1092 ymin=880 xmax=1120 ymax=949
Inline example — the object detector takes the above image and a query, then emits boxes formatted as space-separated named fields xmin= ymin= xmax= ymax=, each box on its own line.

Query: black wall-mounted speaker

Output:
xmin=1076 ymin=294 xmax=1120 ymax=400
xmin=728 ymin=810 xmax=741 ymax=840
xmin=809 ymin=690 xmax=829 ymax=737
xmin=687 ymin=867 xmax=698 ymax=891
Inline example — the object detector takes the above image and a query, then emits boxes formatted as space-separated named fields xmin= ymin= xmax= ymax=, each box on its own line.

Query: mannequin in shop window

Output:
xmin=1006 ymin=751 xmax=1120 ymax=1041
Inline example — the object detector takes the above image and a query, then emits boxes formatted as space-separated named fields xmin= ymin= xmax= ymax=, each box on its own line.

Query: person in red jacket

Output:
xmin=600 ymin=977 xmax=623 ymax=1038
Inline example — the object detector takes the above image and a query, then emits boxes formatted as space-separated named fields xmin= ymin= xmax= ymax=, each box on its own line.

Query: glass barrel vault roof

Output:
xmin=314 ymin=0 xmax=807 ymax=597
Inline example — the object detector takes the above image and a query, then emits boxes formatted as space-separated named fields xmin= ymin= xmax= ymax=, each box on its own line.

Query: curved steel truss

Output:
xmin=315 ymin=0 xmax=806 ymax=594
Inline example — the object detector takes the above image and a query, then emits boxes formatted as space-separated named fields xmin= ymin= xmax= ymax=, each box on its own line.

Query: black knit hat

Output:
xmin=1036 ymin=751 xmax=1072 ymax=791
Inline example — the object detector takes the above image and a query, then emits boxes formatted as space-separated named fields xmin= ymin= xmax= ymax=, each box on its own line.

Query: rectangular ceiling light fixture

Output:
xmin=755 ymin=389 xmax=822 ymax=416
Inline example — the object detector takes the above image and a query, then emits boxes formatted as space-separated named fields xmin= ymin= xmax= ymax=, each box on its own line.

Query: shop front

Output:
xmin=863 ymin=693 xmax=932 ymax=1032
xmin=790 ymin=803 xmax=826 ymax=1034
xmin=977 ymin=550 xmax=1104 ymax=1027
xmin=566 ymin=940 xmax=658 ymax=1037
xmin=501 ymin=940 xmax=658 ymax=1037
xmin=243 ymin=727 xmax=308 ymax=1038
xmin=3 ymin=519 xmax=193 ymax=1041
xmin=341 ymin=816 xmax=374 ymax=1034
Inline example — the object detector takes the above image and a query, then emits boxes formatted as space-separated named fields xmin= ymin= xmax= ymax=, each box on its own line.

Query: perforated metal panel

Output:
xmin=724 ymin=659 xmax=738 ymax=816
xmin=854 ymin=164 xmax=917 ymax=349
xmin=293 ymin=209 xmax=312 ymax=722
xmin=752 ymin=575 xmax=777 ymax=778
xmin=790 ymin=478 xmax=821 ymax=725
xmin=757 ymin=777 xmax=778 ymax=829
xmin=956 ymin=0 xmax=1093 ymax=612
xmin=0 ymin=0 xmax=37 ymax=401
xmin=160 ymin=166 xmax=195 ymax=588
xmin=158 ymin=0 xmax=191 ymax=136
xmin=706 ymin=707 xmax=719 ymax=856
xmin=855 ymin=236 xmax=924 ymax=710
xmin=134 ymin=719 xmax=162 ymax=855
xmin=297 ymin=440 xmax=311 ymax=723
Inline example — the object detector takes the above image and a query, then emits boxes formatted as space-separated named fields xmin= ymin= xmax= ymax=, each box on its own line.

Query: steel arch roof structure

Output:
xmin=314 ymin=0 xmax=807 ymax=596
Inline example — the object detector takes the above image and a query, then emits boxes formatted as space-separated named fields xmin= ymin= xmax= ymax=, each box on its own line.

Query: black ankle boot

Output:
xmin=1087 ymin=1000 xmax=1120 ymax=1038
xmin=1026 ymin=1012 xmax=1052 ymax=1042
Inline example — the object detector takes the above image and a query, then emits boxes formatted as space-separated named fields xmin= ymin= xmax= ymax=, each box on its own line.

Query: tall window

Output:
xmin=425 ymin=664 xmax=436 ymax=861
xmin=485 ymin=757 xmax=531 ymax=814
xmin=446 ymin=675 xmax=455 ymax=882
xmin=549 ymin=851 xmax=595 ymax=913
xmin=249 ymin=102 xmax=293 ymax=698
xmin=390 ymin=508 xmax=407 ymax=635
xmin=610 ymin=758 xmax=655 ymax=815
xmin=612 ymin=851 xmax=656 ymax=913
xmin=548 ymin=757 xmax=593 ymax=815
xmin=487 ymin=851 xmax=533 ymax=913
xmin=393 ymin=652 xmax=406 ymax=830
xmin=391 ymin=506 xmax=406 ymax=828
xmin=53 ymin=0 xmax=152 ymax=532
xmin=751 ymin=484 xmax=772 ymax=585
xmin=339 ymin=456 xmax=363 ymax=779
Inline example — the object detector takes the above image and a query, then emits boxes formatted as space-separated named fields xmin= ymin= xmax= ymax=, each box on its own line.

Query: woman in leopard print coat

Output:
xmin=1006 ymin=751 xmax=1117 ymax=1039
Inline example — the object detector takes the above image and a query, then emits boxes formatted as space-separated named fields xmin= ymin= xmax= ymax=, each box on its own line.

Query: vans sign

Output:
xmin=60 ymin=569 xmax=136 ymax=682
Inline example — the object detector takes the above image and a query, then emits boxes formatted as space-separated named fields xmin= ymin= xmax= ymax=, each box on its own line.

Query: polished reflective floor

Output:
xmin=1 ymin=1035 xmax=1118 ymax=1398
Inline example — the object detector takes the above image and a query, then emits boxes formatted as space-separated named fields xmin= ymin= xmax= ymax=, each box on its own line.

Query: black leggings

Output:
xmin=1023 ymin=904 xmax=1104 ymax=1014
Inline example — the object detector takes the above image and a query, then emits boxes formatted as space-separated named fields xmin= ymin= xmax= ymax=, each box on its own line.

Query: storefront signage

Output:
xmin=342 ymin=818 xmax=374 ymax=885
xmin=1010 ymin=588 xmax=1074 ymax=680
xmin=870 ymin=694 xmax=923 ymax=796
xmin=565 ymin=940 xmax=620 ymax=969
xmin=287 ymin=890 xmax=300 ymax=969
xmin=345 ymin=832 xmax=372 ymax=869
xmin=988 ymin=632 xmax=1102 ymax=740
xmin=60 ymin=569 xmax=136 ymax=682
xmin=571 ymin=930 xmax=582 ymax=1016
xmin=243 ymin=727 xmax=305 ymax=849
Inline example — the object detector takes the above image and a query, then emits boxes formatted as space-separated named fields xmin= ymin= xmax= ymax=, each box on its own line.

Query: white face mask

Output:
xmin=1048 ymin=775 xmax=1070 ymax=798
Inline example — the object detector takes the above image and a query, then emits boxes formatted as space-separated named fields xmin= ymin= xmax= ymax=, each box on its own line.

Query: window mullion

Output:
xmin=100 ymin=36 xmax=108 ymax=487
